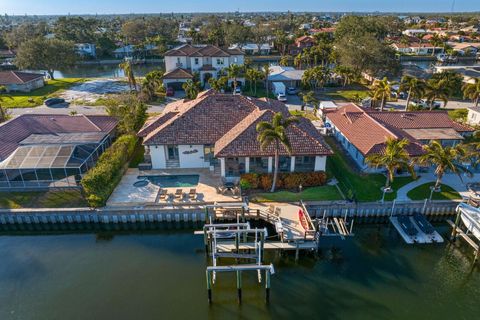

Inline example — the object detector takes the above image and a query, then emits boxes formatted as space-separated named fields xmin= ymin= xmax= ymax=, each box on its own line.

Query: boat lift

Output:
xmin=448 ymin=203 xmax=480 ymax=264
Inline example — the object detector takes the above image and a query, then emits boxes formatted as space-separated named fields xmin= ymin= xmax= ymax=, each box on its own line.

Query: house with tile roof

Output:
xmin=467 ymin=107 xmax=480 ymax=126
xmin=138 ymin=90 xmax=332 ymax=177
xmin=0 ymin=114 xmax=118 ymax=189
xmin=0 ymin=71 xmax=44 ymax=92
xmin=163 ymin=44 xmax=245 ymax=89
xmin=324 ymin=103 xmax=474 ymax=171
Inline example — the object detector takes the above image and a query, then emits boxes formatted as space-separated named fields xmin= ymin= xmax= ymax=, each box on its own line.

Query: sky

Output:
xmin=0 ymin=0 xmax=478 ymax=15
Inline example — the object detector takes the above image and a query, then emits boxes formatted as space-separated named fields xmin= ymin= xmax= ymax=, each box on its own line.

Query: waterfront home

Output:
xmin=267 ymin=66 xmax=305 ymax=89
xmin=324 ymin=103 xmax=474 ymax=171
xmin=447 ymin=42 xmax=480 ymax=56
xmin=229 ymin=43 xmax=272 ymax=55
xmin=391 ymin=42 xmax=444 ymax=55
xmin=75 ymin=43 xmax=97 ymax=58
xmin=113 ymin=44 xmax=156 ymax=59
xmin=0 ymin=71 xmax=44 ymax=92
xmin=162 ymin=44 xmax=245 ymax=88
xmin=467 ymin=107 xmax=480 ymax=126
xmin=138 ymin=90 xmax=332 ymax=177
xmin=0 ymin=114 xmax=118 ymax=189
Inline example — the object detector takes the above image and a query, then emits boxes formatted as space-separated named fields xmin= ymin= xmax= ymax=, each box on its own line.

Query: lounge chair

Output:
xmin=189 ymin=189 xmax=197 ymax=200
xmin=174 ymin=189 xmax=183 ymax=200
xmin=158 ymin=189 xmax=168 ymax=201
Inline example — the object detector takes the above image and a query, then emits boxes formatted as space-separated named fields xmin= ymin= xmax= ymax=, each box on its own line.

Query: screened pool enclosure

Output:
xmin=0 ymin=133 xmax=112 ymax=189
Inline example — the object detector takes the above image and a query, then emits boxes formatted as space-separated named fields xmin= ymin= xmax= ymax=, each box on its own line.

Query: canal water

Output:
xmin=0 ymin=224 xmax=478 ymax=320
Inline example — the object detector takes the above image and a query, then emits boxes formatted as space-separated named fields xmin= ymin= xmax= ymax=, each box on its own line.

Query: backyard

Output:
xmin=0 ymin=189 xmax=88 ymax=209
xmin=2 ymin=78 xmax=85 ymax=108
xmin=407 ymin=183 xmax=462 ymax=201
xmin=251 ymin=185 xmax=343 ymax=202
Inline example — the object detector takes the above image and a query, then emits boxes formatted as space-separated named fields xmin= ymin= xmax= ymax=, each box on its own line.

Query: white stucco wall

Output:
xmin=314 ymin=156 xmax=326 ymax=171
xmin=150 ymin=146 xmax=167 ymax=169
xmin=467 ymin=109 xmax=480 ymax=125
xmin=165 ymin=56 xmax=188 ymax=72
xmin=178 ymin=145 xmax=209 ymax=168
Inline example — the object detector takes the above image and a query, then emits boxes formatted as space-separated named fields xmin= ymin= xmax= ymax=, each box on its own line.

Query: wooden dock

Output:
xmin=215 ymin=241 xmax=318 ymax=252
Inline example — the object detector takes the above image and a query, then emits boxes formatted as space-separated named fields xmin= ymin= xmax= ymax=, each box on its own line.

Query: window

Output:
xmin=216 ymin=58 xmax=224 ymax=65
xmin=194 ymin=58 xmax=199 ymax=65
xmin=233 ymin=57 xmax=238 ymax=63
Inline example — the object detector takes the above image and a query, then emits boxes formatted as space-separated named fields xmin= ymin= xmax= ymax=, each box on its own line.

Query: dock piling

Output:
xmin=265 ymin=269 xmax=271 ymax=303
xmin=236 ymin=270 xmax=242 ymax=303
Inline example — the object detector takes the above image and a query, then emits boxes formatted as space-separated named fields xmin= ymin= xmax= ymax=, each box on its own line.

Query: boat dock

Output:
xmin=449 ymin=203 xmax=480 ymax=263
xmin=390 ymin=214 xmax=443 ymax=244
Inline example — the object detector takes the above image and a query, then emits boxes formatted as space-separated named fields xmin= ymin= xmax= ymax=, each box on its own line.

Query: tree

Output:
xmin=141 ymin=70 xmax=165 ymax=101
xmin=366 ymin=138 xmax=415 ymax=191
xmin=370 ymin=77 xmax=394 ymax=111
xmin=256 ymin=112 xmax=299 ymax=192
xmin=105 ymin=94 xmax=147 ymax=134
xmin=432 ymin=70 xmax=463 ymax=98
xmin=15 ymin=38 xmax=77 ymax=80
xmin=208 ymin=76 xmax=228 ymax=92
xmin=226 ymin=64 xmax=242 ymax=94
xmin=182 ymin=80 xmax=201 ymax=99
xmin=299 ymin=91 xmax=317 ymax=112
xmin=246 ymin=68 xmax=263 ymax=95
xmin=263 ymin=64 xmax=271 ymax=97
xmin=334 ymin=65 xmax=356 ymax=87
xmin=119 ymin=60 xmax=137 ymax=91
xmin=424 ymin=79 xmax=449 ymax=110
xmin=416 ymin=141 xmax=471 ymax=191
xmin=462 ymin=78 xmax=480 ymax=106
xmin=5 ymin=22 xmax=47 ymax=49
xmin=429 ymin=33 xmax=444 ymax=56
xmin=0 ymin=86 xmax=12 ymax=123
xmin=399 ymin=75 xmax=426 ymax=111
xmin=279 ymin=55 xmax=291 ymax=67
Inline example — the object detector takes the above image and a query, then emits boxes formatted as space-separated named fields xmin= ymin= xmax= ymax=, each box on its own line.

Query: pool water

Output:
xmin=0 ymin=224 xmax=478 ymax=319
xmin=140 ymin=174 xmax=199 ymax=188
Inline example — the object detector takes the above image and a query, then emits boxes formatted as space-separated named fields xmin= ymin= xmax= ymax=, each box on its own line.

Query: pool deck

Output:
xmin=107 ymin=168 xmax=240 ymax=207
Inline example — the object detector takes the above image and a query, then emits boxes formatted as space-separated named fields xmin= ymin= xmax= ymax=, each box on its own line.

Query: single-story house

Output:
xmin=267 ymin=66 xmax=305 ymax=88
xmin=391 ymin=42 xmax=444 ymax=55
xmin=0 ymin=114 xmax=118 ymax=189
xmin=138 ymin=90 xmax=332 ymax=177
xmin=229 ymin=43 xmax=272 ymax=55
xmin=324 ymin=103 xmax=474 ymax=171
xmin=467 ymin=107 xmax=480 ymax=126
xmin=0 ymin=71 xmax=44 ymax=92
xmin=447 ymin=42 xmax=480 ymax=56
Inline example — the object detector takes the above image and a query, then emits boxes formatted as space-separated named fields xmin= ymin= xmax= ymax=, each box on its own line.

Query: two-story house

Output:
xmin=162 ymin=44 xmax=245 ymax=89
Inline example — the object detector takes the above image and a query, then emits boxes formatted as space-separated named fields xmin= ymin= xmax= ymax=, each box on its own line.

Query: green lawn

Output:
xmin=2 ymin=78 xmax=84 ymax=108
xmin=251 ymin=185 xmax=343 ymax=202
xmin=407 ymin=183 xmax=462 ymax=201
xmin=242 ymin=84 xmax=276 ymax=99
xmin=0 ymin=189 xmax=88 ymax=209
xmin=320 ymin=88 xmax=370 ymax=102
xmin=289 ymin=110 xmax=319 ymax=121
xmin=325 ymin=136 xmax=416 ymax=202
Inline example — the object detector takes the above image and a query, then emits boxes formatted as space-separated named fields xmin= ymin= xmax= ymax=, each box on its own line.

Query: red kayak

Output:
xmin=298 ymin=209 xmax=310 ymax=231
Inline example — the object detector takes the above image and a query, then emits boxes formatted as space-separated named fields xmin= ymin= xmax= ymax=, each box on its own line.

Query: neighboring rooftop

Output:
xmin=164 ymin=44 xmax=243 ymax=57
xmin=0 ymin=71 xmax=43 ymax=85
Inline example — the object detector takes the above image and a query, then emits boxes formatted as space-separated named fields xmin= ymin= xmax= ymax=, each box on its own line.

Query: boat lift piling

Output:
xmin=448 ymin=204 xmax=480 ymax=264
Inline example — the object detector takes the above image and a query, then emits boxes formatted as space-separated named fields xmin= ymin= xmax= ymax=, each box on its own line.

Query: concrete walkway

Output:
xmin=396 ymin=172 xmax=480 ymax=201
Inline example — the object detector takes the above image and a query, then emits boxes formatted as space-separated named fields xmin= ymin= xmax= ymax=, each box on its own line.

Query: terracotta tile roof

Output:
xmin=0 ymin=71 xmax=43 ymax=85
xmin=199 ymin=64 xmax=216 ymax=71
xmin=165 ymin=44 xmax=243 ymax=58
xmin=140 ymin=90 xmax=331 ymax=157
xmin=162 ymin=68 xmax=193 ymax=80
xmin=325 ymin=104 xmax=472 ymax=156
xmin=0 ymin=114 xmax=118 ymax=161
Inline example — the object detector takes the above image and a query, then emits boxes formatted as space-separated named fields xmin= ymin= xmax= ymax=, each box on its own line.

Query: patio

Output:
xmin=107 ymin=168 xmax=241 ymax=207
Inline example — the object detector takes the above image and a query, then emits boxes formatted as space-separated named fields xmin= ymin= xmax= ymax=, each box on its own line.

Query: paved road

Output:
xmin=386 ymin=99 xmax=474 ymax=111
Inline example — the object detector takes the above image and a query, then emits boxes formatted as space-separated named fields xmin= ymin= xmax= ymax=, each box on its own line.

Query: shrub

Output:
xmin=240 ymin=171 xmax=327 ymax=191
xmin=240 ymin=173 xmax=259 ymax=189
xmin=81 ymin=134 xmax=137 ymax=207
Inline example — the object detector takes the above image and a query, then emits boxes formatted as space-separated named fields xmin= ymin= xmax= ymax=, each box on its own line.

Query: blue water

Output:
xmin=140 ymin=174 xmax=200 ymax=188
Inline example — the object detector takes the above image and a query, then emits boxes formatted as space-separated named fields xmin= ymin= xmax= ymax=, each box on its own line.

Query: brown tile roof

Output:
xmin=140 ymin=90 xmax=331 ymax=157
xmin=325 ymin=104 xmax=472 ymax=156
xmin=162 ymin=68 xmax=193 ymax=80
xmin=199 ymin=64 xmax=216 ymax=71
xmin=0 ymin=114 xmax=118 ymax=161
xmin=165 ymin=44 xmax=243 ymax=58
xmin=0 ymin=71 xmax=43 ymax=85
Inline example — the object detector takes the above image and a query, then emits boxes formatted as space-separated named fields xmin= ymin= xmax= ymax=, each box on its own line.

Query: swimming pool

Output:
xmin=139 ymin=175 xmax=200 ymax=188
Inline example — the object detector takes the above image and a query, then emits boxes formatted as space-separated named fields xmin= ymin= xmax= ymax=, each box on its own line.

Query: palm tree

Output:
xmin=370 ymin=77 xmax=394 ymax=111
xmin=141 ymin=70 xmax=165 ymax=101
xmin=399 ymin=75 xmax=426 ymax=111
xmin=263 ymin=64 xmax=270 ymax=97
xmin=119 ymin=60 xmax=137 ymax=91
xmin=365 ymin=137 xmax=415 ymax=191
xmin=0 ymin=86 xmax=12 ymax=123
xmin=416 ymin=141 xmax=471 ymax=191
xmin=294 ymin=53 xmax=303 ymax=69
xmin=256 ymin=112 xmax=299 ymax=192
xmin=246 ymin=68 xmax=262 ymax=95
xmin=300 ymin=91 xmax=317 ymax=111
xmin=429 ymin=34 xmax=443 ymax=56
xmin=182 ymin=80 xmax=200 ymax=100
xmin=462 ymin=77 xmax=480 ymax=106
xmin=424 ymin=79 xmax=449 ymax=110
xmin=226 ymin=64 xmax=242 ymax=94
xmin=334 ymin=65 xmax=356 ymax=87
xmin=279 ymin=55 xmax=290 ymax=67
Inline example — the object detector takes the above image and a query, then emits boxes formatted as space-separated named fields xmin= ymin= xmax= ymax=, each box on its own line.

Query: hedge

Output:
xmin=81 ymin=134 xmax=137 ymax=207
xmin=240 ymin=171 xmax=327 ymax=191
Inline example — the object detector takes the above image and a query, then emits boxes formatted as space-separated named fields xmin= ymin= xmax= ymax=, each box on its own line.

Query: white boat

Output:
xmin=457 ymin=203 xmax=480 ymax=240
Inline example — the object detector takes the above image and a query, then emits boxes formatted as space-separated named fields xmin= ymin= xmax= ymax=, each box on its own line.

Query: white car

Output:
xmin=277 ymin=93 xmax=287 ymax=102
xmin=233 ymin=87 xmax=242 ymax=95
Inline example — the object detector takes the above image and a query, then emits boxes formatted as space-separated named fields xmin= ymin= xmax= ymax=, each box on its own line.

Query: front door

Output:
xmin=167 ymin=145 xmax=179 ymax=160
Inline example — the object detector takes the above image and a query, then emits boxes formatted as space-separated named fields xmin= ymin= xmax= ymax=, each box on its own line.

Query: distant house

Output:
xmin=229 ymin=43 xmax=271 ymax=55
xmin=448 ymin=42 xmax=480 ymax=56
xmin=162 ymin=44 xmax=245 ymax=88
xmin=75 ymin=43 xmax=96 ymax=58
xmin=391 ymin=42 xmax=444 ymax=55
xmin=324 ymin=104 xmax=474 ymax=171
xmin=402 ymin=29 xmax=427 ymax=36
xmin=308 ymin=27 xmax=335 ymax=38
xmin=113 ymin=44 xmax=156 ymax=59
xmin=467 ymin=107 xmax=480 ymax=126
xmin=267 ymin=66 xmax=305 ymax=88
xmin=289 ymin=35 xmax=316 ymax=55
xmin=138 ymin=90 xmax=332 ymax=177
xmin=0 ymin=114 xmax=118 ymax=189
xmin=0 ymin=71 xmax=44 ymax=92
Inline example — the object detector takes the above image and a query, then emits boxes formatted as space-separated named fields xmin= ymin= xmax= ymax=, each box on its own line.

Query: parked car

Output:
xmin=287 ymin=87 xmax=299 ymax=95
xmin=277 ymin=93 xmax=287 ymax=102
xmin=166 ymin=87 xmax=175 ymax=97
xmin=410 ymin=99 xmax=441 ymax=109
xmin=234 ymin=87 xmax=242 ymax=95
xmin=44 ymin=98 xmax=66 ymax=107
